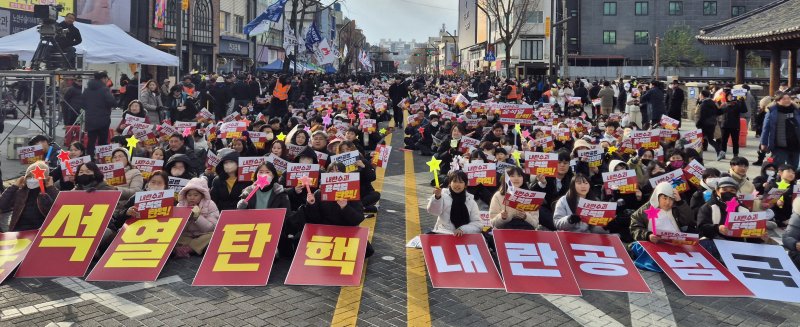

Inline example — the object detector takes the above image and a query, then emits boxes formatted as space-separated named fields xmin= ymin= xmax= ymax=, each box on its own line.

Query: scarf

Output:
xmin=449 ymin=189 xmax=470 ymax=229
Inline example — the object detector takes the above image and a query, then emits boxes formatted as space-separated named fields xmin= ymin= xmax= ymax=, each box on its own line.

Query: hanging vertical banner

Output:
xmin=558 ymin=232 xmax=650 ymax=293
xmin=86 ymin=207 xmax=191 ymax=282
xmin=493 ymin=230 xmax=581 ymax=295
xmin=419 ymin=234 xmax=504 ymax=289
xmin=638 ymin=242 xmax=753 ymax=297
xmin=285 ymin=224 xmax=369 ymax=286
xmin=714 ymin=240 xmax=800 ymax=303
xmin=16 ymin=191 xmax=122 ymax=278
xmin=0 ymin=230 xmax=38 ymax=284
xmin=193 ymin=209 xmax=286 ymax=286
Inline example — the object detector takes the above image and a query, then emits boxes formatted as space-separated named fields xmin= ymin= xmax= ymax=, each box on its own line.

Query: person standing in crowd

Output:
xmin=666 ymin=80 xmax=685 ymax=128
xmin=717 ymin=90 xmax=748 ymax=160
xmin=83 ymin=71 xmax=116 ymax=157
xmin=61 ymin=77 xmax=83 ymax=126
xmin=783 ymin=197 xmax=800 ymax=269
xmin=640 ymin=80 xmax=665 ymax=126
xmin=389 ymin=76 xmax=408 ymax=128
xmin=269 ymin=75 xmax=291 ymax=121
xmin=140 ymin=80 xmax=163 ymax=122
xmin=598 ymin=81 xmax=615 ymax=116
xmin=760 ymin=91 xmax=800 ymax=169
xmin=696 ymin=90 xmax=720 ymax=155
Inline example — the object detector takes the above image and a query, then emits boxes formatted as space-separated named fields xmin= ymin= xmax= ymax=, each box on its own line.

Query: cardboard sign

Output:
xmin=249 ymin=131 xmax=268 ymax=150
xmin=131 ymin=157 xmax=164 ymax=180
xmin=97 ymin=162 xmax=127 ymax=186
xmin=576 ymin=199 xmax=617 ymax=227
xmin=371 ymin=144 xmax=392 ymax=169
xmin=683 ymin=160 xmax=705 ymax=187
xmin=683 ymin=129 xmax=703 ymax=144
xmin=525 ymin=152 xmax=558 ymax=177
xmin=359 ymin=118 xmax=377 ymax=133
xmin=659 ymin=128 xmax=680 ymax=144
xmin=0 ymin=230 xmax=38 ymax=284
xmin=762 ymin=188 xmax=785 ymax=205
xmin=285 ymin=163 xmax=321 ymax=187
xmin=725 ymin=212 xmax=768 ymax=238
xmin=265 ymin=154 xmax=289 ymax=175
xmin=639 ymin=242 xmax=753 ymax=297
xmin=330 ymin=150 xmax=360 ymax=173
xmin=498 ymin=105 xmax=535 ymax=125
xmin=649 ymin=169 xmax=689 ymax=194
xmin=458 ymin=136 xmax=481 ymax=154
xmin=17 ymin=144 xmax=44 ymax=165
xmin=220 ymin=121 xmax=247 ymax=139
xmin=315 ymin=151 xmax=329 ymax=168
xmin=124 ymin=115 xmax=146 ymax=125
xmin=86 ymin=207 xmax=191 ymax=282
xmin=602 ymin=169 xmax=638 ymax=194
xmin=553 ymin=127 xmax=570 ymax=142
xmin=16 ymin=191 xmax=122 ymax=277
xmin=577 ymin=146 xmax=603 ymax=168
xmin=558 ymin=232 xmax=650 ymax=293
xmin=60 ymin=155 xmax=91 ymax=178
xmin=193 ymin=209 xmax=286 ymax=286
xmin=196 ymin=108 xmax=213 ymax=121
xmin=285 ymin=224 xmax=369 ymax=286
xmin=715 ymin=240 xmax=800 ymax=303
xmin=173 ymin=121 xmax=195 ymax=132
xmin=206 ymin=151 xmax=221 ymax=171
xmin=493 ymin=230 xmax=581 ymax=295
xmin=238 ymin=157 xmax=267 ymax=182
xmin=133 ymin=190 xmax=175 ymax=219
xmin=532 ymin=136 xmax=555 ymax=153
xmin=419 ymin=234 xmax=504 ymax=289
xmin=159 ymin=123 xmax=178 ymax=141
xmin=503 ymin=189 xmax=546 ymax=212
xmin=660 ymin=115 xmax=680 ymax=130
xmin=738 ymin=193 xmax=756 ymax=211
xmin=95 ymin=143 xmax=121 ymax=164
xmin=222 ymin=112 xmax=241 ymax=123
xmin=655 ymin=231 xmax=700 ymax=246
xmin=320 ymin=173 xmax=360 ymax=201
xmin=631 ymin=130 xmax=660 ymax=150
xmin=168 ymin=177 xmax=189 ymax=196
xmin=464 ymin=162 xmax=497 ymax=187
xmin=133 ymin=129 xmax=159 ymax=147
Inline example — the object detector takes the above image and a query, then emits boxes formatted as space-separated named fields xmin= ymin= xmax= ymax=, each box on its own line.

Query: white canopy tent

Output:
xmin=0 ymin=21 xmax=178 ymax=66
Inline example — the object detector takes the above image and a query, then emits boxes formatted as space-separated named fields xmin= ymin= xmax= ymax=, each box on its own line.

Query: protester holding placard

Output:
xmin=426 ymin=171 xmax=483 ymax=236
xmin=553 ymin=174 xmax=607 ymax=234
xmin=698 ymin=177 xmax=768 ymax=258
xmin=752 ymin=163 xmax=777 ymax=195
xmin=237 ymin=163 xmax=290 ymax=211
xmin=164 ymin=133 xmax=201 ymax=176
xmin=52 ymin=141 xmax=87 ymax=191
xmin=269 ymin=139 xmax=290 ymax=161
xmin=489 ymin=167 xmax=538 ymax=230
xmin=73 ymin=162 xmax=117 ymax=193
xmin=630 ymin=182 xmax=695 ymax=245
xmin=689 ymin=168 xmax=721 ymax=216
xmin=110 ymin=170 xmax=171 ymax=233
xmin=210 ymin=150 xmax=248 ymax=211
xmin=761 ymin=164 xmax=796 ymax=226
xmin=28 ymin=135 xmax=60 ymax=171
xmin=164 ymin=153 xmax=197 ymax=182
xmin=0 ymin=161 xmax=58 ymax=232
xmin=176 ymin=178 xmax=220 ymax=258
xmin=110 ymin=148 xmax=144 ymax=203
xmin=116 ymin=100 xmax=151 ymax=135
xmin=337 ymin=141 xmax=380 ymax=213
xmin=531 ymin=150 xmax=574 ymax=231
xmin=435 ymin=125 xmax=473 ymax=179
xmin=284 ymin=147 xmax=321 ymax=210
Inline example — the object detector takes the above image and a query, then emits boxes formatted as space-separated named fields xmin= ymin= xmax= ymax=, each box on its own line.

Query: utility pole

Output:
xmin=561 ymin=0 xmax=569 ymax=79
xmin=654 ymin=37 xmax=661 ymax=79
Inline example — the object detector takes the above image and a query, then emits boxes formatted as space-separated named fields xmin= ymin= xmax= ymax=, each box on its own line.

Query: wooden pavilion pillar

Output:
xmin=735 ymin=48 xmax=745 ymax=84
xmin=770 ymin=49 xmax=781 ymax=96
xmin=789 ymin=48 xmax=798 ymax=88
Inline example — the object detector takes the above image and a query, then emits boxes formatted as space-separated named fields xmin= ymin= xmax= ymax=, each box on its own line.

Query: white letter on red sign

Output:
xmin=431 ymin=246 xmax=462 ymax=272
xmin=571 ymin=244 xmax=627 ymax=276
xmin=456 ymin=244 xmax=487 ymax=273
xmin=658 ymin=252 xmax=728 ymax=281
xmin=506 ymin=242 xmax=560 ymax=277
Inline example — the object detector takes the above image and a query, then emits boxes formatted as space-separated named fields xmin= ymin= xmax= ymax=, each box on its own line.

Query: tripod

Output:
xmin=30 ymin=35 xmax=74 ymax=71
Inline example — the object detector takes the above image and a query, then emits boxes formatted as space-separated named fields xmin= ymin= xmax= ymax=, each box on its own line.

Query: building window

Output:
xmin=221 ymin=12 xmax=230 ymax=32
xmin=731 ymin=5 xmax=746 ymax=16
xmin=234 ymin=15 xmax=244 ymax=34
xmin=527 ymin=11 xmax=544 ymax=23
xmin=603 ymin=31 xmax=616 ymax=44
xmin=703 ymin=1 xmax=717 ymax=15
xmin=165 ymin=0 xmax=188 ymax=41
xmin=521 ymin=39 xmax=543 ymax=60
xmin=635 ymin=2 xmax=648 ymax=15
xmin=570 ymin=9 xmax=578 ymax=17
xmin=569 ymin=37 xmax=578 ymax=45
xmin=634 ymin=31 xmax=649 ymax=44
xmin=668 ymin=1 xmax=683 ymax=15
xmin=192 ymin=0 xmax=213 ymax=44
xmin=603 ymin=2 xmax=617 ymax=15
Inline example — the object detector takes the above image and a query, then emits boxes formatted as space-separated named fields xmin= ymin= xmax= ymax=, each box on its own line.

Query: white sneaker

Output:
xmin=717 ymin=151 xmax=726 ymax=161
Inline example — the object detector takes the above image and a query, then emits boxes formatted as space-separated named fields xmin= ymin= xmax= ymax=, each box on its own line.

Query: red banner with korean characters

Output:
xmin=196 ymin=108 xmax=214 ymax=121
xmin=173 ymin=121 xmax=195 ymax=133
xmin=97 ymin=162 xmax=127 ymax=186
xmin=249 ymin=131 xmax=268 ymax=151
xmin=553 ymin=127 xmax=570 ymax=142
xmin=532 ymin=136 xmax=555 ymax=153
xmin=316 ymin=151 xmax=329 ymax=168
xmin=464 ymin=162 xmax=497 ymax=187
xmin=237 ymin=157 xmax=266 ymax=182
xmin=725 ymin=212 xmax=768 ymax=238
xmin=503 ymin=189 xmax=546 ymax=212
xmin=631 ymin=130 xmax=660 ymax=150
xmin=220 ymin=121 xmax=247 ymax=139
xmin=525 ymin=152 xmax=558 ymax=177
xmin=655 ymin=231 xmax=700 ymax=246
xmin=16 ymin=191 xmax=122 ymax=277
xmin=265 ymin=154 xmax=289 ymax=175
xmin=659 ymin=128 xmax=680 ymax=144
xmin=498 ymin=104 xmax=535 ymax=126
xmin=159 ymin=123 xmax=179 ymax=141
xmin=558 ymin=232 xmax=650 ymax=293
xmin=133 ymin=190 xmax=175 ymax=219
xmin=192 ymin=209 xmax=286 ymax=286
xmin=124 ymin=115 xmax=146 ymax=125
xmin=206 ymin=151 xmax=221 ymax=171
xmin=0 ymin=230 xmax=38 ymax=284
xmin=133 ymin=128 xmax=159 ymax=147
xmin=95 ymin=143 xmax=120 ymax=164
xmin=660 ymin=115 xmax=680 ymax=130
xmin=419 ymin=234 xmax=504 ymax=289
xmin=286 ymin=144 xmax=306 ymax=160
xmin=285 ymin=163 xmax=320 ymax=187
xmin=60 ymin=155 xmax=91 ymax=179
xmin=320 ymin=173 xmax=360 ymax=201
xmin=602 ymin=169 xmax=637 ymax=194
xmin=738 ymin=193 xmax=756 ymax=211
xmin=458 ymin=136 xmax=481 ymax=154
xmin=359 ymin=118 xmax=377 ymax=133
xmin=330 ymin=150 xmax=360 ymax=173
xmin=577 ymin=146 xmax=603 ymax=168
xmin=86 ymin=207 xmax=191 ymax=282
xmin=493 ymin=230 xmax=581 ymax=295
xmin=17 ymin=144 xmax=44 ymax=165
xmin=576 ymin=199 xmax=617 ymax=227
xmin=639 ymin=242 xmax=753 ymax=297
xmin=649 ymin=169 xmax=689 ymax=194
xmin=683 ymin=160 xmax=705 ymax=187
xmin=131 ymin=157 xmax=164 ymax=181
xmin=371 ymin=144 xmax=392 ymax=169
xmin=284 ymin=224 xmax=369 ymax=286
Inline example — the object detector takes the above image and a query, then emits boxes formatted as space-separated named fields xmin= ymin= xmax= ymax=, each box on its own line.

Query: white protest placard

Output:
xmin=715 ymin=240 xmax=800 ymax=303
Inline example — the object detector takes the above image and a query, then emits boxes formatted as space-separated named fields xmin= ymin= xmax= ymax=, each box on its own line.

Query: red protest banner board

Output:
xmin=419 ymin=234 xmax=504 ymax=289
xmin=265 ymin=154 xmax=289 ymax=175
xmin=95 ymin=143 xmax=120 ymax=164
xmin=558 ymin=232 xmax=650 ymax=293
xmin=493 ymin=230 xmax=581 ymax=295
xmin=524 ymin=152 xmax=558 ymax=177
xmin=60 ymin=155 xmax=91 ymax=178
xmin=458 ymin=136 xmax=480 ymax=154
xmin=285 ymin=163 xmax=320 ymax=187
xmin=725 ymin=212 xmax=768 ymax=238
xmin=497 ymin=104 xmax=535 ymax=125
xmin=532 ymin=136 xmax=555 ymax=153
xmin=660 ymin=115 xmax=680 ymax=130
xmin=320 ymin=173 xmax=360 ymax=201
xmin=659 ymin=128 xmax=680 ymax=144
xmin=631 ymin=130 xmax=660 ymax=150
xmin=238 ymin=157 xmax=266 ymax=182
xmin=638 ymin=242 xmax=753 ymax=297
xmin=576 ymin=199 xmax=617 ymax=227
xmin=220 ymin=121 xmax=247 ymax=139
xmin=286 ymin=144 xmax=306 ymax=160
xmin=206 ymin=151 xmax=221 ymax=171
xmin=359 ymin=118 xmax=377 ymax=133
xmin=17 ymin=144 xmax=44 ymax=165
xmin=86 ymin=207 xmax=191 ymax=282
xmin=371 ymin=144 xmax=392 ymax=169
xmin=316 ymin=151 xmax=329 ymax=168
xmin=0 ymin=230 xmax=38 ymax=284
xmin=602 ymin=169 xmax=638 ymax=194
xmin=249 ymin=131 xmax=268 ymax=150
xmin=738 ymin=193 xmax=756 ymax=211
xmin=656 ymin=231 xmax=700 ymax=246
xmin=192 ymin=209 xmax=286 ymax=286
xmin=649 ymin=169 xmax=689 ymax=194
xmin=133 ymin=190 xmax=176 ymax=219
xmin=131 ymin=157 xmax=164 ymax=181
xmin=16 ymin=191 xmax=122 ymax=277
xmin=464 ymin=162 xmax=497 ymax=187
xmin=503 ymin=189 xmax=546 ymax=212
xmin=97 ymin=162 xmax=127 ymax=186
xmin=285 ymin=224 xmax=369 ymax=286
xmin=330 ymin=150 xmax=360 ymax=173
xmin=683 ymin=160 xmax=705 ymax=187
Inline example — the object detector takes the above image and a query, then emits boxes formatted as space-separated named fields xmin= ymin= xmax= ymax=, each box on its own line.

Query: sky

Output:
xmin=338 ymin=0 xmax=459 ymax=43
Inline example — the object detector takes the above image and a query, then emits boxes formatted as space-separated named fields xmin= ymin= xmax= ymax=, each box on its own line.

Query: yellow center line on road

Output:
xmin=330 ymin=133 xmax=391 ymax=327
xmin=404 ymin=150 xmax=431 ymax=327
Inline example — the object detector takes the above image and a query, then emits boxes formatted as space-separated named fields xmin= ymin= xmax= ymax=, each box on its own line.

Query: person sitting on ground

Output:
xmin=554 ymin=173 xmax=608 ymax=234
xmin=489 ymin=166 xmax=539 ymax=230
xmin=782 ymin=197 xmax=800 ymax=269
xmin=175 ymin=177 xmax=219 ymax=258
xmin=426 ymin=170 xmax=483 ymax=236
xmin=0 ymin=161 xmax=58 ymax=232
xmin=630 ymin=181 xmax=696 ymax=244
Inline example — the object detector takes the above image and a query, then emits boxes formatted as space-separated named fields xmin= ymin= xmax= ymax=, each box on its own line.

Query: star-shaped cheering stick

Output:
xmin=31 ymin=165 xmax=46 ymax=193
xmin=322 ymin=114 xmax=332 ymax=127
xmin=512 ymin=150 xmax=522 ymax=168
xmin=514 ymin=123 xmax=522 ymax=135
xmin=125 ymin=135 xmax=139 ymax=160
xmin=304 ymin=126 xmax=311 ymax=133
xmin=418 ymin=127 xmax=425 ymax=136
xmin=379 ymin=128 xmax=387 ymax=135
xmin=276 ymin=133 xmax=287 ymax=141
xmin=244 ymin=174 xmax=272 ymax=203
xmin=724 ymin=197 xmax=739 ymax=229
xmin=607 ymin=146 xmax=618 ymax=155
xmin=358 ymin=112 xmax=366 ymax=120
xmin=57 ymin=150 xmax=73 ymax=175
xmin=182 ymin=127 xmax=192 ymax=138
xmin=427 ymin=157 xmax=443 ymax=188
xmin=644 ymin=205 xmax=661 ymax=235
xmin=521 ymin=130 xmax=531 ymax=140
xmin=298 ymin=176 xmax=313 ymax=195
xmin=348 ymin=112 xmax=356 ymax=123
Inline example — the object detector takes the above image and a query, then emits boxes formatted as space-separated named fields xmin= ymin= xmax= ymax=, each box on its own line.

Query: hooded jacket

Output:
xmin=83 ymin=79 xmax=117 ymax=131
xmin=629 ymin=182 xmax=695 ymax=242
xmin=697 ymin=189 xmax=764 ymax=243
xmin=237 ymin=183 xmax=290 ymax=210
xmin=164 ymin=154 xmax=197 ymax=179
xmin=178 ymin=177 xmax=219 ymax=237
xmin=210 ymin=150 xmax=249 ymax=211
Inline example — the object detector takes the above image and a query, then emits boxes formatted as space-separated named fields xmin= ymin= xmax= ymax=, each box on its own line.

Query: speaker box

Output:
xmin=0 ymin=54 xmax=19 ymax=70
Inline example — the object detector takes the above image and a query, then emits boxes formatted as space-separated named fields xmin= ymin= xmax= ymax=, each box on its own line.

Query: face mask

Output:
xmin=720 ymin=192 xmax=737 ymax=202
xmin=26 ymin=178 xmax=40 ymax=190
xmin=171 ymin=168 xmax=185 ymax=177
xmin=641 ymin=159 xmax=652 ymax=166
xmin=670 ymin=160 xmax=684 ymax=169
xmin=431 ymin=121 xmax=438 ymax=127
xmin=75 ymin=175 xmax=94 ymax=186
xmin=766 ymin=170 xmax=776 ymax=177
xmin=223 ymin=162 xmax=238 ymax=174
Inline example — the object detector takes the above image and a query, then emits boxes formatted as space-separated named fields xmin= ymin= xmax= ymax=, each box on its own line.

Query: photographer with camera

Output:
xmin=55 ymin=13 xmax=81 ymax=66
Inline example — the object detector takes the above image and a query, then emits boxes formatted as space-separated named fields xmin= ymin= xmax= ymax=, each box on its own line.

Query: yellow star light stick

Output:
xmin=512 ymin=150 xmax=522 ymax=167
xmin=427 ymin=157 xmax=443 ymax=188
xmin=125 ymin=135 xmax=139 ymax=160
xmin=276 ymin=132 xmax=287 ymax=141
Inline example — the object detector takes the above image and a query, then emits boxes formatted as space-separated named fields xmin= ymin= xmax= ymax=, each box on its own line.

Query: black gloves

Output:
xmin=568 ymin=214 xmax=581 ymax=224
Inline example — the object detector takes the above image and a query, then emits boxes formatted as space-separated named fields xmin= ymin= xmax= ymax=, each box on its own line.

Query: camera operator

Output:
xmin=55 ymin=13 xmax=81 ymax=65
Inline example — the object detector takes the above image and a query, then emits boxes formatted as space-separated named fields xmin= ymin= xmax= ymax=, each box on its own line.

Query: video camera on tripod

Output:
xmin=34 ymin=4 xmax=67 ymax=38
xmin=29 ymin=4 xmax=75 ymax=70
